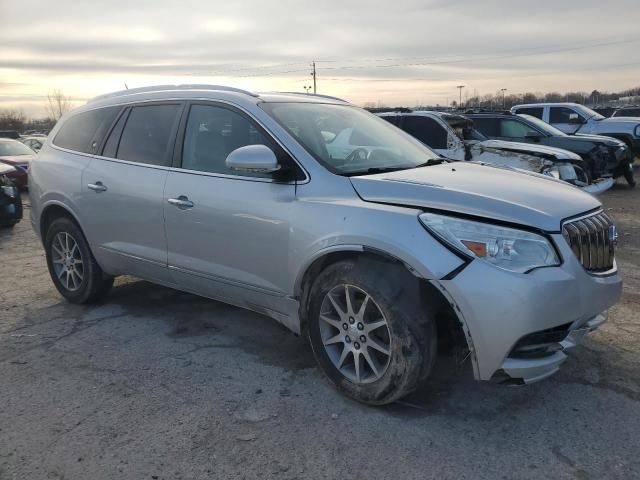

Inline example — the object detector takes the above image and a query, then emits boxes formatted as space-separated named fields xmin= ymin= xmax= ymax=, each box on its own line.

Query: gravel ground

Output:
xmin=1 ymin=175 xmax=639 ymax=480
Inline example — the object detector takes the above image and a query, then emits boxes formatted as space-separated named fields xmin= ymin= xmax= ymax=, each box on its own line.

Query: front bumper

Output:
xmin=499 ymin=310 xmax=607 ymax=383
xmin=435 ymin=232 xmax=622 ymax=382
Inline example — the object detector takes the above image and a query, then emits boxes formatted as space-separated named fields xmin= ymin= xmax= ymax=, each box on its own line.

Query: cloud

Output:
xmin=1 ymin=0 xmax=639 ymax=115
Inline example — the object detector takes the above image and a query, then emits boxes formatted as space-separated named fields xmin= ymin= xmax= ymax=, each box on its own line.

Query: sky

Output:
xmin=1 ymin=0 xmax=640 ymax=118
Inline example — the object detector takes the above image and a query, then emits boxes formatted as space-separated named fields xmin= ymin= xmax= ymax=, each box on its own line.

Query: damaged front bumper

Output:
xmin=434 ymin=232 xmax=622 ymax=384
xmin=498 ymin=311 xmax=607 ymax=384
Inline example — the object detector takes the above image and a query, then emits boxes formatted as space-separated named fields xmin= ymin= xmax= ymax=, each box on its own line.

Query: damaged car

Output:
xmin=511 ymin=102 xmax=640 ymax=159
xmin=0 ymin=138 xmax=35 ymax=189
xmin=0 ymin=163 xmax=22 ymax=228
xmin=464 ymin=111 xmax=635 ymax=187
xmin=30 ymin=85 xmax=622 ymax=405
xmin=378 ymin=110 xmax=612 ymax=194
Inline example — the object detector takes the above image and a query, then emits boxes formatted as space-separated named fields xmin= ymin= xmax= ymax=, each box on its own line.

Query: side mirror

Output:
xmin=225 ymin=144 xmax=280 ymax=173
xmin=525 ymin=133 xmax=542 ymax=141
xmin=568 ymin=113 xmax=585 ymax=124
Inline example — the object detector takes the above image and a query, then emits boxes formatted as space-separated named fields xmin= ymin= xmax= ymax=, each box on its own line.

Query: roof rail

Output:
xmin=277 ymin=92 xmax=348 ymax=102
xmin=88 ymin=84 xmax=258 ymax=103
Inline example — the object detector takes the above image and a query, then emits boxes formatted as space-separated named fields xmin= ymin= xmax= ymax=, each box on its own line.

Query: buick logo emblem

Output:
xmin=608 ymin=225 xmax=618 ymax=245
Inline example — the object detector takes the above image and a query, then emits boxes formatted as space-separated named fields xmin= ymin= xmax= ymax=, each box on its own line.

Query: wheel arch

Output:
xmin=600 ymin=132 xmax=633 ymax=148
xmin=295 ymin=247 xmax=473 ymax=371
xmin=39 ymin=201 xmax=84 ymax=242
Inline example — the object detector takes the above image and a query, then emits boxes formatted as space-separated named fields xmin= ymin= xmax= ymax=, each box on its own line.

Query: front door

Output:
xmin=549 ymin=106 xmax=586 ymax=134
xmin=79 ymin=102 xmax=183 ymax=282
xmin=163 ymin=102 xmax=298 ymax=321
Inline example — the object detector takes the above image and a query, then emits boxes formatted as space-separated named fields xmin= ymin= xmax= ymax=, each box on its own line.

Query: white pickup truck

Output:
xmin=511 ymin=102 xmax=640 ymax=158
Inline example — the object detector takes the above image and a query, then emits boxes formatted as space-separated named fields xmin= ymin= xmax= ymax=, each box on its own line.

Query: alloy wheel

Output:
xmin=51 ymin=232 xmax=84 ymax=291
xmin=319 ymin=284 xmax=392 ymax=384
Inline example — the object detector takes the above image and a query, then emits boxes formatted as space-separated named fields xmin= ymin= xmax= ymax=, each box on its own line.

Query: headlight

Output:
xmin=419 ymin=213 xmax=560 ymax=273
xmin=635 ymin=125 xmax=640 ymax=137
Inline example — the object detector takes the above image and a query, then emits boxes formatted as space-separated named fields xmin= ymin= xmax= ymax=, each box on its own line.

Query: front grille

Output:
xmin=562 ymin=211 xmax=616 ymax=273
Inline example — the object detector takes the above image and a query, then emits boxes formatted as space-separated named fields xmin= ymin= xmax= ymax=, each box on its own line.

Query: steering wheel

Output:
xmin=345 ymin=148 xmax=369 ymax=163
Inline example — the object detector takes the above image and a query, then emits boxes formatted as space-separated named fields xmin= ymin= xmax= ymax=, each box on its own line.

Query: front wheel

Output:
xmin=307 ymin=258 xmax=436 ymax=405
xmin=44 ymin=217 xmax=114 ymax=304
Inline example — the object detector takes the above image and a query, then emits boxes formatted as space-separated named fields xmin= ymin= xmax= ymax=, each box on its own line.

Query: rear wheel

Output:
xmin=307 ymin=258 xmax=436 ymax=405
xmin=45 ymin=217 xmax=113 ymax=303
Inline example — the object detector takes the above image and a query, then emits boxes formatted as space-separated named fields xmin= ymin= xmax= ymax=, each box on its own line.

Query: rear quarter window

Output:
xmin=53 ymin=107 xmax=120 ymax=153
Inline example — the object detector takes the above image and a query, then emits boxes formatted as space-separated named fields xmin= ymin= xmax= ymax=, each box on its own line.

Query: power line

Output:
xmin=205 ymin=37 xmax=640 ymax=78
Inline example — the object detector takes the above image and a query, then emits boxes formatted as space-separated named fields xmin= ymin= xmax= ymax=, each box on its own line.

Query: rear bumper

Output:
xmin=435 ymin=232 xmax=622 ymax=382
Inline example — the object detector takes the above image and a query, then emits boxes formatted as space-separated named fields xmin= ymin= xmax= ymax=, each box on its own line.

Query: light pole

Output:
xmin=500 ymin=88 xmax=507 ymax=109
xmin=456 ymin=85 xmax=464 ymax=109
xmin=303 ymin=86 xmax=312 ymax=94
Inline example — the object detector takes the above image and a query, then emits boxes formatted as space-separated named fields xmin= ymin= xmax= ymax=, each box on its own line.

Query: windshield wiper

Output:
xmin=345 ymin=158 xmax=447 ymax=176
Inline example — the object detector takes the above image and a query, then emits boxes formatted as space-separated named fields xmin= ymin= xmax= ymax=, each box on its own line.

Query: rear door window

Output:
xmin=115 ymin=104 xmax=182 ymax=166
xmin=470 ymin=117 xmax=500 ymax=137
xmin=53 ymin=107 xmax=120 ymax=153
xmin=513 ymin=107 xmax=543 ymax=119
xmin=400 ymin=116 xmax=447 ymax=149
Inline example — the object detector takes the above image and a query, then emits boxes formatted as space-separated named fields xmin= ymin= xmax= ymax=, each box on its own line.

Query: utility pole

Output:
xmin=500 ymin=88 xmax=507 ymax=109
xmin=311 ymin=61 xmax=317 ymax=95
xmin=457 ymin=85 xmax=464 ymax=109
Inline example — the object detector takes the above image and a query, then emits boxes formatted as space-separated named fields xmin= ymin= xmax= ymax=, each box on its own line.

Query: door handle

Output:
xmin=87 ymin=181 xmax=107 ymax=192
xmin=167 ymin=195 xmax=194 ymax=209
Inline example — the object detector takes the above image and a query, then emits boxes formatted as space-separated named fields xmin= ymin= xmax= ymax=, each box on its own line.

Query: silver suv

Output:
xmin=30 ymin=85 xmax=622 ymax=404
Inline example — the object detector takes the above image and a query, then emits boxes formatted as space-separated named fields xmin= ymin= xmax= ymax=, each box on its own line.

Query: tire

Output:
xmin=44 ymin=217 xmax=114 ymax=304
xmin=0 ymin=222 xmax=17 ymax=229
xmin=307 ymin=258 xmax=437 ymax=405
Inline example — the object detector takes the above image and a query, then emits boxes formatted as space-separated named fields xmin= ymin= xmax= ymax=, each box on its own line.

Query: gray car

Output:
xmin=29 ymin=85 xmax=622 ymax=405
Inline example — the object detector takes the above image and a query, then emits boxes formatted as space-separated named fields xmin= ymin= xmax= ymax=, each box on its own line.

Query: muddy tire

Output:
xmin=44 ymin=217 xmax=113 ymax=304
xmin=307 ymin=257 xmax=437 ymax=405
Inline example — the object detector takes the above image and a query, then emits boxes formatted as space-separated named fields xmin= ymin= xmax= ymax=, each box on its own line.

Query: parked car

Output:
xmin=465 ymin=111 xmax=635 ymax=187
xmin=612 ymin=106 xmax=640 ymax=118
xmin=0 ymin=138 xmax=35 ymax=188
xmin=592 ymin=107 xmax=616 ymax=118
xmin=20 ymin=136 xmax=46 ymax=152
xmin=377 ymin=110 xmax=611 ymax=194
xmin=0 ymin=130 xmax=21 ymax=140
xmin=511 ymin=103 xmax=640 ymax=158
xmin=0 ymin=163 xmax=22 ymax=228
xmin=30 ymin=85 xmax=622 ymax=405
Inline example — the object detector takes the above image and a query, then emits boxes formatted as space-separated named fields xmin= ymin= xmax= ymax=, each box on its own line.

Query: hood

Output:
xmin=599 ymin=116 xmax=640 ymax=125
xmin=0 ymin=155 xmax=33 ymax=165
xmin=350 ymin=162 xmax=600 ymax=232
xmin=572 ymin=133 xmax=626 ymax=147
xmin=478 ymin=139 xmax=582 ymax=161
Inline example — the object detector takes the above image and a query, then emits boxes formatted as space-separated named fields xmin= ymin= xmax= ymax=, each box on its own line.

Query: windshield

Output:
xmin=572 ymin=104 xmax=605 ymax=121
xmin=260 ymin=103 xmax=441 ymax=175
xmin=0 ymin=140 xmax=33 ymax=156
xmin=518 ymin=114 xmax=567 ymax=136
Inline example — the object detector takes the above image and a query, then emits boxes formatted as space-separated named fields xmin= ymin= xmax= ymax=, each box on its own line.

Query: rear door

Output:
xmin=163 ymin=102 xmax=300 ymax=319
xmin=78 ymin=102 xmax=184 ymax=282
